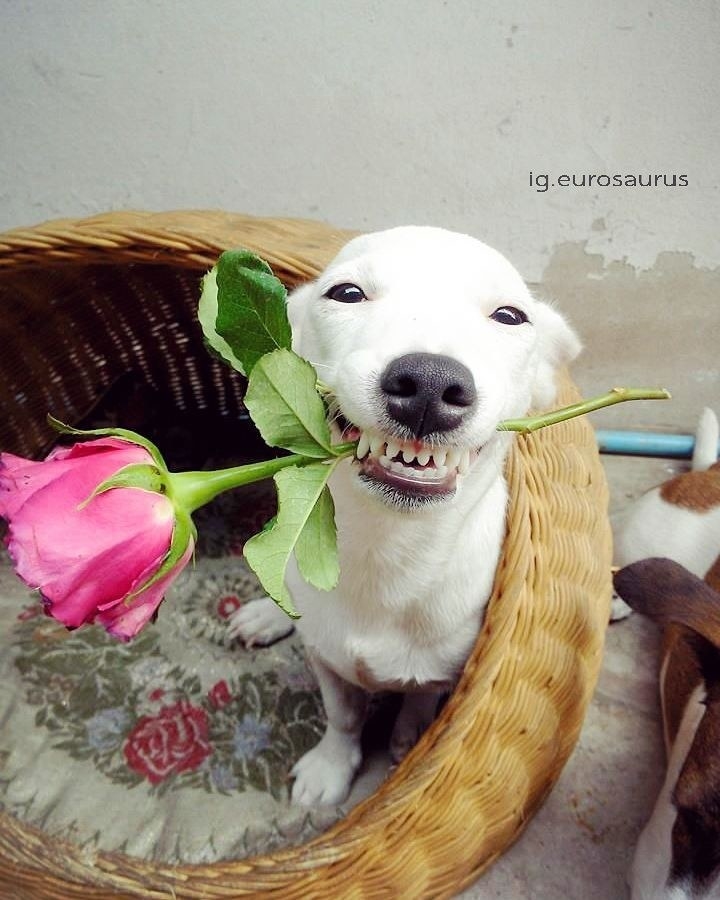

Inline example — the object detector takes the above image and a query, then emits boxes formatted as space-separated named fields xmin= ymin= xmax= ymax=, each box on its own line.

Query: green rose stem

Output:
xmin=45 ymin=387 xmax=669 ymax=621
xmin=168 ymin=444 xmax=357 ymax=514
xmin=168 ymin=388 xmax=669 ymax=514
xmin=498 ymin=387 xmax=671 ymax=434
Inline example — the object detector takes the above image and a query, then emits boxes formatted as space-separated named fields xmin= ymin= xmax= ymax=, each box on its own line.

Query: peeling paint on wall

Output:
xmin=534 ymin=242 xmax=720 ymax=430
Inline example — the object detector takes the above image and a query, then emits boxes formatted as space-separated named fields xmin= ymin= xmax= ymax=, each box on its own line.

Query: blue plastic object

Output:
xmin=595 ymin=430 xmax=720 ymax=459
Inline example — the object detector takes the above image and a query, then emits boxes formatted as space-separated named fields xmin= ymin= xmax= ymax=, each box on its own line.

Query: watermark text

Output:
xmin=529 ymin=171 xmax=688 ymax=192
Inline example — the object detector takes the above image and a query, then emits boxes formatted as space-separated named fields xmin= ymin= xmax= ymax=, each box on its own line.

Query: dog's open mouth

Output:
xmin=332 ymin=414 xmax=477 ymax=506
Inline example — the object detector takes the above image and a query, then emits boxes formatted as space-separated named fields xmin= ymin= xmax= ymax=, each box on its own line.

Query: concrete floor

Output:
xmin=458 ymin=242 xmax=719 ymax=899
xmin=459 ymin=456 xmax=673 ymax=900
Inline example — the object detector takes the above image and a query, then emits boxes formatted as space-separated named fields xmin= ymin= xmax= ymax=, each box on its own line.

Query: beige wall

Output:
xmin=2 ymin=0 xmax=718 ymax=279
xmin=2 ymin=0 xmax=718 ymax=424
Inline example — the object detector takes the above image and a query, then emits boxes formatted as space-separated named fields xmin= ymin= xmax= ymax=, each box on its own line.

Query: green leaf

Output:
xmin=78 ymin=463 xmax=165 ymax=509
xmin=213 ymin=249 xmax=292 ymax=376
xmin=47 ymin=416 xmax=167 ymax=471
xmin=294 ymin=484 xmax=339 ymax=592
xmin=243 ymin=461 xmax=341 ymax=617
xmin=198 ymin=267 xmax=247 ymax=374
xmin=244 ymin=349 xmax=333 ymax=458
xmin=260 ymin=514 xmax=278 ymax=533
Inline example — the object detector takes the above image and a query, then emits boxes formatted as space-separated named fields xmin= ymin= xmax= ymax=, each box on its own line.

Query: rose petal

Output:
xmin=1 ymin=437 xmax=190 ymax=640
xmin=46 ymin=436 xmax=152 ymax=462
xmin=7 ymin=479 xmax=175 ymax=627
xmin=0 ymin=440 xmax=151 ymax=519
xmin=97 ymin=541 xmax=194 ymax=640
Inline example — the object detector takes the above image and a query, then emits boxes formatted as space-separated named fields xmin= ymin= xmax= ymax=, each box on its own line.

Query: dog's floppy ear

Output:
xmin=615 ymin=558 xmax=720 ymax=649
xmin=530 ymin=302 xmax=582 ymax=409
xmin=286 ymin=281 xmax=316 ymax=352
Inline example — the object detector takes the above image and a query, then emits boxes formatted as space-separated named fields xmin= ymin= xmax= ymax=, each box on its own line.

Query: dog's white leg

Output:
xmin=389 ymin=692 xmax=441 ymax=763
xmin=291 ymin=655 xmax=368 ymax=806
xmin=226 ymin=596 xmax=294 ymax=647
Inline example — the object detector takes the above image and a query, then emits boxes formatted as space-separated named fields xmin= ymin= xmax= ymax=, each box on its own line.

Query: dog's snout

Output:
xmin=380 ymin=352 xmax=477 ymax=438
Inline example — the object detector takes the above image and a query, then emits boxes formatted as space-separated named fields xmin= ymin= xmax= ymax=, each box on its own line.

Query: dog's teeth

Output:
xmin=458 ymin=450 xmax=471 ymax=475
xmin=379 ymin=455 xmax=392 ymax=469
xmin=356 ymin=432 xmax=371 ymax=459
xmin=370 ymin=435 xmax=384 ymax=457
xmin=385 ymin=440 xmax=400 ymax=460
xmin=390 ymin=460 xmax=407 ymax=474
xmin=431 ymin=447 xmax=447 ymax=468
xmin=416 ymin=449 xmax=431 ymax=466
xmin=445 ymin=448 xmax=461 ymax=470
xmin=435 ymin=465 xmax=448 ymax=478
xmin=402 ymin=448 xmax=416 ymax=464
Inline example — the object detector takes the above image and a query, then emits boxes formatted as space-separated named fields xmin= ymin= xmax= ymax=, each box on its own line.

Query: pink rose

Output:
xmin=0 ymin=437 xmax=193 ymax=640
xmin=124 ymin=700 xmax=212 ymax=784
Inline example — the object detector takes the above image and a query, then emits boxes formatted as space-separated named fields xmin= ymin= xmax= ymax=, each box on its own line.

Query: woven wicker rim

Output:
xmin=0 ymin=211 xmax=612 ymax=898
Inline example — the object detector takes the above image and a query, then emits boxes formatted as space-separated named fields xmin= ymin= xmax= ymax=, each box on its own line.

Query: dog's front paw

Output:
xmin=226 ymin=596 xmax=295 ymax=647
xmin=291 ymin=733 xmax=362 ymax=806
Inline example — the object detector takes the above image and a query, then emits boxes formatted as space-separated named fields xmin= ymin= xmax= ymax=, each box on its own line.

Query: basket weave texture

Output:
xmin=0 ymin=211 xmax=612 ymax=899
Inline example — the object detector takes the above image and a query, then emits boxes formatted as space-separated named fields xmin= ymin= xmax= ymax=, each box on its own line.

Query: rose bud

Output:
xmin=0 ymin=427 xmax=195 ymax=641
xmin=1 ymin=407 xmax=331 ymax=638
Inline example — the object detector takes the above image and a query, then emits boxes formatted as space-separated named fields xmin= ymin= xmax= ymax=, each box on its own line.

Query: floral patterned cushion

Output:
xmin=0 ymin=481 xmax=390 ymax=864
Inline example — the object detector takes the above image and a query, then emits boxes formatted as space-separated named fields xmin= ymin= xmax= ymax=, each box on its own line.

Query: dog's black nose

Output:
xmin=380 ymin=353 xmax=477 ymax=438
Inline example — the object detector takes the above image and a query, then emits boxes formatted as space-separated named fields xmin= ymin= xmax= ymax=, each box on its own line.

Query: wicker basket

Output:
xmin=0 ymin=211 xmax=612 ymax=899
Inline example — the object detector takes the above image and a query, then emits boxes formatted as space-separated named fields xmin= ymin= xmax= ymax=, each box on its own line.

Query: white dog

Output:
xmin=229 ymin=226 xmax=581 ymax=805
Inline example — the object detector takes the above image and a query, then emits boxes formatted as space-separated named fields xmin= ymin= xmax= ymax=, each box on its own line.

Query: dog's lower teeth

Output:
xmin=387 ymin=459 xmax=447 ymax=481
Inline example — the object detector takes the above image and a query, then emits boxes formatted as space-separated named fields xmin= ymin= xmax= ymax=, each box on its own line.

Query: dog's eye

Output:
xmin=324 ymin=283 xmax=367 ymax=303
xmin=490 ymin=306 xmax=529 ymax=326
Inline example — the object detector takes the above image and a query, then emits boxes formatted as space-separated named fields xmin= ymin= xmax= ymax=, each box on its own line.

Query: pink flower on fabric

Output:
xmin=0 ymin=437 xmax=193 ymax=640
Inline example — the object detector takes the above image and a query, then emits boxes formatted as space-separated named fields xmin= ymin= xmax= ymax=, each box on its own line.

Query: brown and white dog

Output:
xmin=612 ymin=408 xmax=720 ymax=622
xmin=614 ymin=558 xmax=720 ymax=900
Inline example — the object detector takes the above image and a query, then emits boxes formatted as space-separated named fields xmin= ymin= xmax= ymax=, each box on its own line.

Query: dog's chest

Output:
xmin=288 ymin=467 xmax=507 ymax=693
xmin=289 ymin=525 xmax=497 ymax=692
xmin=308 ymin=601 xmax=478 ymax=693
